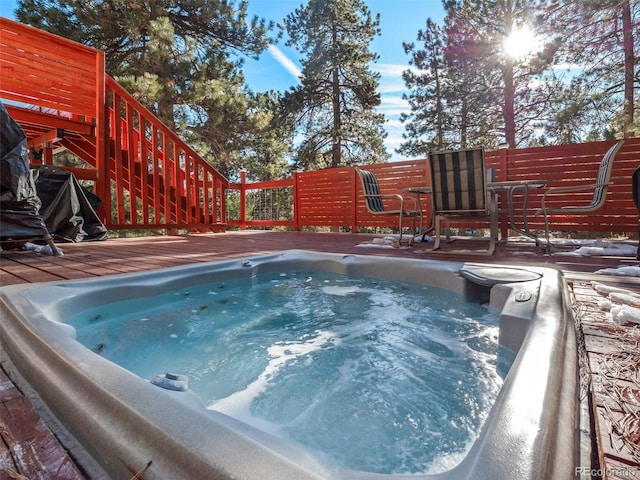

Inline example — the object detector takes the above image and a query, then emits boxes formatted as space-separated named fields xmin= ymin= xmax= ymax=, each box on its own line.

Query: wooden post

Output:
xmin=219 ymin=179 xmax=227 ymax=226
xmin=239 ymin=169 xmax=247 ymax=230
xmin=43 ymin=145 xmax=53 ymax=165
xmin=498 ymin=147 xmax=509 ymax=239
xmin=95 ymin=50 xmax=109 ymax=225
xmin=293 ymin=170 xmax=300 ymax=231
xmin=351 ymin=167 xmax=358 ymax=234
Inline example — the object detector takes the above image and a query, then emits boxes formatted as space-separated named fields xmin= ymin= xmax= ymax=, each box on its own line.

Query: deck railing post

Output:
xmin=498 ymin=146 xmax=509 ymax=239
xmin=351 ymin=167 xmax=358 ymax=234
xmin=95 ymin=50 xmax=110 ymax=225
xmin=293 ymin=170 xmax=300 ymax=231
xmin=219 ymin=179 xmax=226 ymax=226
xmin=239 ymin=169 xmax=247 ymax=230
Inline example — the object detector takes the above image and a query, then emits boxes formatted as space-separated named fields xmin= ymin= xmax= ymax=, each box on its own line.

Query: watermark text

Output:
xmin=575 ymin=467 xmax=638 ymax=478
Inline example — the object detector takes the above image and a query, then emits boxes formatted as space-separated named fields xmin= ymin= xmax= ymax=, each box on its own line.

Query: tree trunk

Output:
xmin=502 ymin=0 xmax=516 ymax=148
xmin=331 ymin=24 xmax=341 ymax=168
xmin=621 ymin=0 xmax=635 ymax=137
xmin=503 ymin=58 xmax=516 ymax=148
xmin=433 ymin=53 xmax=445 ymax=149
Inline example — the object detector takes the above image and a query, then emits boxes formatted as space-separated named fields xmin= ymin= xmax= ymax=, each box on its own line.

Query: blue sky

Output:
xmin=0 ymin=0 xmax=445 ymax=160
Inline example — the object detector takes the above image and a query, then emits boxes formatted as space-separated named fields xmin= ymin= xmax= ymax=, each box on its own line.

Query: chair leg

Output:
xmin=426 ymin=214 xmax=497 ymax=256
xmin=487 ymin=207 xmax=498 ymax=256
xmin=419 ymin=209 xmax=435 ymax=242
xmin=410 ymin=215 xmax=417 ymax=245
xmin=432 ymin=215 xmax=443 ymax=250
xmin=543 ymin=211 xmax=553 ymax=252
xmin=444 ymin=218 xmax=451 ymax=241
xmin=398 ymin=211 xmax=420 ymax=246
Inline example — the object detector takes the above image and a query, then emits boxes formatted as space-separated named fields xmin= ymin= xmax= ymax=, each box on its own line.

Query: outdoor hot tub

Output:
xmin=0 ymin=250 xmax=578 ymax=479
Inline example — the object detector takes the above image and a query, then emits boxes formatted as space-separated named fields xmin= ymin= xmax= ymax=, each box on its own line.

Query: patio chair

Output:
xmin=536 ymin=140 xmax=624 ymax=251
xmin=427 ymin=147 xmax=498 ymax=255
xmin=355 ymin=167 xmax=423 ymax=245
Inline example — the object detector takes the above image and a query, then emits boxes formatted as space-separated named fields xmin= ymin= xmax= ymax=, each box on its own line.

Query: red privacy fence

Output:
xmin=486 ymin=138 xmax=640 ymax=235
xmin=230 ymin=137 xmax=640 ymax=238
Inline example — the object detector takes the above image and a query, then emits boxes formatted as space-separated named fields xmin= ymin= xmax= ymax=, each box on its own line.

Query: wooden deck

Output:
xmin=1 ymin=231 xmax=640 ymax=479
xmin=2 ymin=230 xmax=637 ymax=285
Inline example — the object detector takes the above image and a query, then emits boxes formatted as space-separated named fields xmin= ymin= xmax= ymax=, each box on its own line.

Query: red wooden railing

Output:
xmin=298 ymin=160 xmax=429 ymax=231
xmin=227 ymin=170 xmax=295 ymax=229
xmin=3 ymin=16 xmax=640 ymax=240
xmin=105 ymin=77 xmax=228 ymax=230
xmin=0 ymin=17 xmax=107 ymax=195
xmin=0 ymin=18 xmax=105 ymax=119
xmin=227 ymin=161 xmax=429 ymax=231
xmin=0 ymin=17 xmax=228 ymax=232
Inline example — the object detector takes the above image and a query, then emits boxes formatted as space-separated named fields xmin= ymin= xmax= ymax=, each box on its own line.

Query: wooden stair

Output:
xmin=0 ymin=17 xmax=228 ymax=233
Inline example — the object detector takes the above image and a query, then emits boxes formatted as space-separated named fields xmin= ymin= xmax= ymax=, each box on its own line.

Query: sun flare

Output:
xmin=503 ymin=25 xmax=539 ymax=59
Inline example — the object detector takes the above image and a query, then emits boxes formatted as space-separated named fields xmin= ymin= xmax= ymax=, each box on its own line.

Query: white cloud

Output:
xmin=375 ymin=63 xmax=407 ymax=76
xmin=371 ymin=63 xmax=420 ymax=88
xmin=375 ymin=63 xmax=425 ymax=77
xmin=380 ymin=94 xmax=409 ymax=109
xmin=379 ymin=94 xmax=412 ymax=161
xmin=378 ymin=80 xmax=408 ymax=94
xmin=375 ymin=64 xmax=413 ymax=161
xmin=375 ymin=63 xmax=407 ymax=94
xmin=385 ymin=117 xmax=406 ymax=129
xmin=268 ymin=45 xmax=302 ymax=83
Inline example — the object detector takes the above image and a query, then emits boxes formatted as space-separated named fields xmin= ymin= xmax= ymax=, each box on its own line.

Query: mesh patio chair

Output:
xmin=427 ymin=147 xmax=499 ymax=255
xmin=355 ymin=167 xmax=423 ymax=246
xmin=535 ymin=140 xmax=624 ymax=251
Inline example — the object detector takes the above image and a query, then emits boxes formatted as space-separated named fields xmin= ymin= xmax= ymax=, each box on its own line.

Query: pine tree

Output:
xmin=15 ymin=0 xmax=290 ymax=180
xmin=543 ymin=0 xmax=638 ymax=138
xmin=400 ymin=5 xmax=504 ymax=152
xmin=399 ymin=19 xmax=452 ymax=156
xmin=441 ymin=6 xmax=503 ymax=149
xmin=446 ymin=0 xmax=554 ymax=147
xmin=402 ymin=0 xmax=556 ymax=150
xmin=281 ymin=0 xmax=388 ymax=170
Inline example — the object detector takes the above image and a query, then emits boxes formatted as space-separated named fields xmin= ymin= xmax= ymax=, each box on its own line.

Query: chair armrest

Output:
xmin=385 ymin=193 xmax=421 ymax=212
xmin=539 ymin=182 xmax=612 ymax=211
xmin=364 ymin=193 xmax=421 ymax=212
xmin=542 ymin=182 xmax=611 ymax=196
xmin=377 ymin=193 xmax=404 ymax=201
xmin=402 ymin=195 xmax=420 ymax=211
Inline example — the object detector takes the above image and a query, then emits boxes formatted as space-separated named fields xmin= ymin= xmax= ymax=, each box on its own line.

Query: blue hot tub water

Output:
xmin=67 ymin=270 xmax=509 ymax=475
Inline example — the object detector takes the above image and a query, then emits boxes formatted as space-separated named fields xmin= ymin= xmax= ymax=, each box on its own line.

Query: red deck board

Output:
xmin=0 ymin=374 xmax=86 ymax=480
